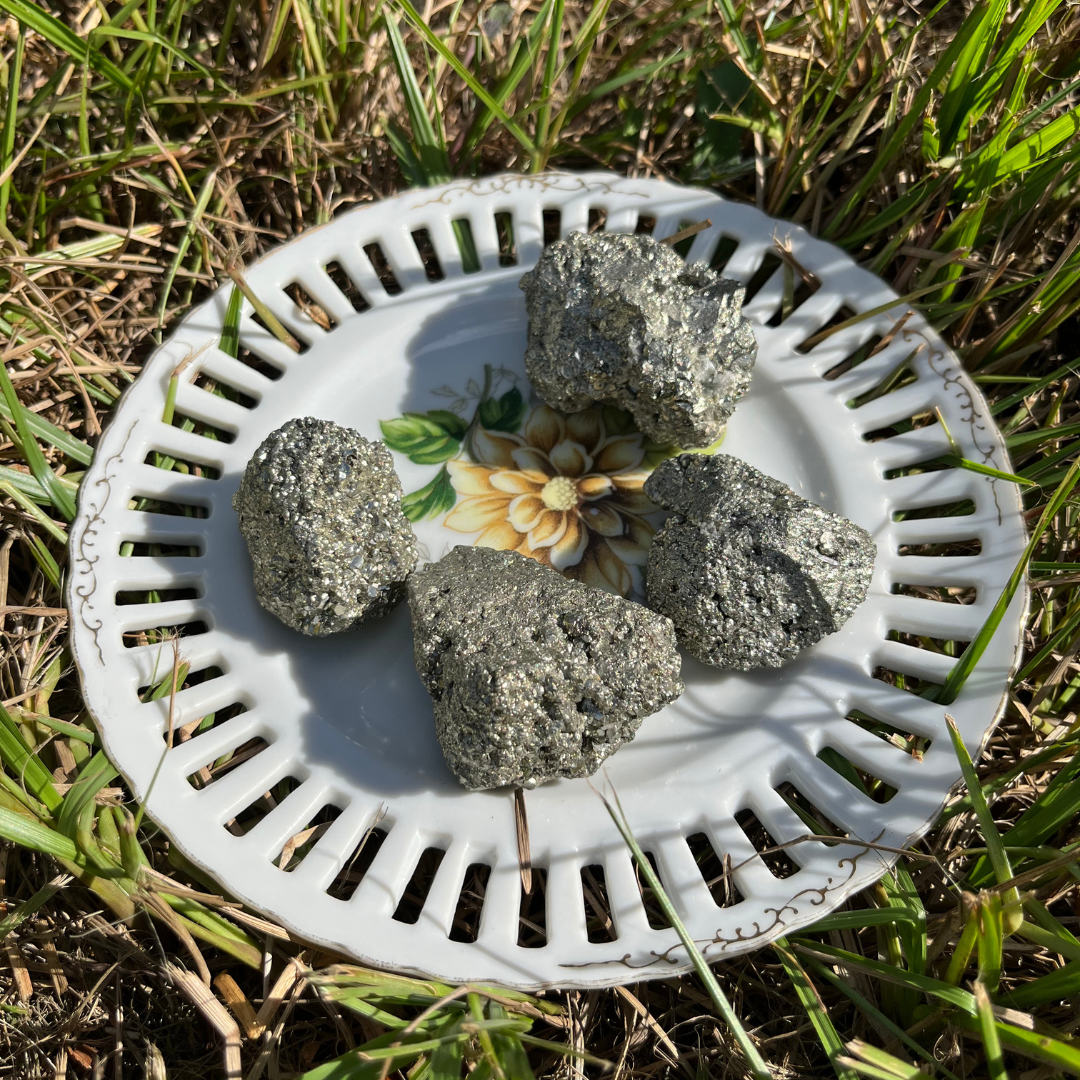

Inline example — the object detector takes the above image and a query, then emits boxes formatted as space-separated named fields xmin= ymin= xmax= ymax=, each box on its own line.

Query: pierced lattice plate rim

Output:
xmin=68 ymin=171 xmax=1027 ymax=990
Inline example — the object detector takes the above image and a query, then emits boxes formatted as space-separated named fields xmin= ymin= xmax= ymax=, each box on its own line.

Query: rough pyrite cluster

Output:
xmin=519 ymin=230 xmax=757 ymax=448
xmin=233 ymin=417 xmax=417 ymax=635
xmin=645 ymin=454 xmax=876 ymax=670
xmin=408 ymin=546 xmax=684 ymax=789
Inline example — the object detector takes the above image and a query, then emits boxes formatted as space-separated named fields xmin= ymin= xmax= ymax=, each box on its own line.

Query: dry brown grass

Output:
xmin=0 ymin=0 xmax=1078 ymax=1076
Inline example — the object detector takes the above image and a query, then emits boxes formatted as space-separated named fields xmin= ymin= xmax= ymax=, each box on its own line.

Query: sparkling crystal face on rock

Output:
xmin=519 ymin=230 xmax=757 ymax=448
xmin=407 ymin=546 xmax=684 ymax=790
xmin=644 ymin=453 xmax=877 ymax=670
xmin=233 ymin=417 xmax=418 ymax=635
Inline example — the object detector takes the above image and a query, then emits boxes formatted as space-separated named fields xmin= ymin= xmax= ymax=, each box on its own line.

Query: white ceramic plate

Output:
xmin=68 ymin=172 xmax=1026 ymax=989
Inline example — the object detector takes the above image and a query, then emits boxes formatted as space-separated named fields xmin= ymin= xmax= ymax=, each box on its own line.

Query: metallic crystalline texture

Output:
xmin=408 ymin=546 xmax=684 ymax=789
xmin=645 ymin=454 xmax=876 ymax=670
xmin=233 ymin=417 xmax=418 ymax=635
xmin=519 ymin=231 xmax=757 ymax=448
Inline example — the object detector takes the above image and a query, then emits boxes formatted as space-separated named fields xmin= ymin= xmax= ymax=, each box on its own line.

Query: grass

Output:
xmin=0 ymin=0 xmax=1078 ymax=1076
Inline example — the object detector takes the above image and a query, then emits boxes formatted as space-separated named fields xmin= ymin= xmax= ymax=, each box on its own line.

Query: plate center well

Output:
xmin=206 ymin=278 xmax=839 ymax=800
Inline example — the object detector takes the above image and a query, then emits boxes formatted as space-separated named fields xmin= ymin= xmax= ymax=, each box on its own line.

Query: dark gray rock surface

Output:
xmin=408 ymin=546 xmax=683 ymax=789
xmin=519 ymin=231 xmax=757 ymax=448
xmin=645 ymin=454 xmax=875 ymax=669
xmin=233 ymin=417 xmax=417 ymax=635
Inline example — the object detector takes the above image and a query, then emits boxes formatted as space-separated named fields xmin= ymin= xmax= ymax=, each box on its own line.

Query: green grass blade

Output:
xmin=937 ymin=459 xmax=1080 ymax=704
xmin=958 ymin=1012 xmax=1080 ymax=1074
xmin=0 ymin=806 xmax=77 ymax=860
xmin=24 ymin=532 xmax=62 ymax=591
xmin=879 ymin=863 xmax=927 ymax=976
xmin=808 ymin=909 xmax=923 ymax=932
xmin=533 ymin=0 xmax=564 ymax=170
xmin=824 ymin=8 xmax=987 ymax=236
xmin=0 ymin=0 xmax=134 ymax=92
xmin=774 ymin=938 xmax=858 ymax=1080
xmin=90 ymin=25 xmax=213 ymax=81
xmin=791 ymin=941 xmax=977 ymax=1014
xmin=0 ymin=478 xmax=68 ymax=544
xmin=945 ymin=717 xmax=1015 ymax=888
xmin=945 ymin=910 xmax=979 ymax=985
xmin=602 ymin=789 xmax=773 ymax=1080
xmin=0 ymin=873 xmax=68 ymax=938
xmin=156 ymin=167 xmax=216 ymax=331
xmin=839 ymin=1041 xmax=925 ymax=1080
xmin=226 ymin=267 xmax=300 ymax=352
xmin=56 ymin=750 xmax=118 ymax=839
xmin=992 ymin=106 xmax=1080 ymax=187
xmin=968 ymin=0 xmax=1065 ymax=122
xmin=220 ymin=284 xmax=243 ymax=359
xmin=1018 ymin=920 xmax=1080 ymax=971
xmin=383 ymin=11 xmax=450 ymax=184
xmin=0 ymin=24 xmax=24 ymax=226
xmin=969 ymin=748 xmax=1080 ymax=886
xmin=460 ymin=0 xmax=554 ymax=163
xmin=807 ymin=958 xmax=962 ymax=1080
xmin=386 ymin=121 xmax=427 ymax=187
xmin=1000 ymin=959 xmax=1080 ymax=1010
xmin=0 ymin=702 xmax=61 ymax=811
xmin=976 ymin=892 xmax=1005 ymax=996
xmin=393 ymin=0 xmax=538 ymax=158
xmin=935 ymin=0 xmax=1007 ymax=156
xmin=991 ymin=360 xmax=1080 ymax=416
xmin=0 ymin=358 xmax=77 ymax=520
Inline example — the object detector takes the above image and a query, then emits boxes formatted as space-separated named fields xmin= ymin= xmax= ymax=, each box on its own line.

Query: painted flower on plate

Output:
xmin=444 ymin=405 xmax=656 ymax=596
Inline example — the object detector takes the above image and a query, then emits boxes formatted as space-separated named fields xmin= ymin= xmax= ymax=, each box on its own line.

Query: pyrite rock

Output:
xmin=519 ymin=230 xmax=757 ymax=448
xmin=408 ymin=546 xmax=684 ymax=789
xmin=645 ymin=454 xmax=876 ymax=669
xmin=233 ymin=417 xmax=418 ymax=635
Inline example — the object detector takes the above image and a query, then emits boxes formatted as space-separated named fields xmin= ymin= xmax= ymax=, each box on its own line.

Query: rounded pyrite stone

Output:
xmin=644 ymin=453 xmax=876 ymax=669
xmin=233 ymin=417 xmax=418 ymax=635
xmin=408 ymin=546 xmax=684 ymax=790
xmin=519 ymin=230 xmax=757 ymax=448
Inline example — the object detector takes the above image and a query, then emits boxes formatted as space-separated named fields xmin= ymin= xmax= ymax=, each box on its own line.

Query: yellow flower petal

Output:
xmin=579 ymin=501 xmax=623 ymax=537
xmin=610 ymin=474 xmax=658 ymax=515
xmin=472 ymin=427 xmax=524 ymax=468
xmin=594 ymin=538 xmax=632 ymax=595
xmin=571 ymin=548 xmax=616 ymax=593
xmin=605 ymin=513 xmax=654 ymax=566
xmin=446 ymin=459 xmax=496 ymax=496
xmin=527 ymin=510 xmax=568 ymax=551
xmin=596 ymin=434 xmax=644 ymax=473
xmin=524 ymin=406 xmax=566 ymax=452
xmin=512 ymin=447 xmax=554 ymax=475
xmin=549 ymin=440 xmax=593 ymax=478
xmin=516 ymin=545 xmax=550 ymax=567
xmin=490 ymin=470 xmax=544 ymax=495
xmin=508 ymin=493 xmax=546 ymax=532
xmin=445 ymin=495 xmax=509 ymax=534
xmin=550 ymin=514 xmax=589 ymax=570
xmin=565 ymin=409 xmax=604 ymax=453
xmin=577 ymin=474 xmax=614 ymax=501
xmin=476 ymin=521 xmax=525 ymax=551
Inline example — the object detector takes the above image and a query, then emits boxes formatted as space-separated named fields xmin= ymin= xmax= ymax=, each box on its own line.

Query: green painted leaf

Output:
xmin=402 ymin=467 xmax=457 ymax=523
xmin=478 ymin=387 xmax=525 ymax=433
xmin=380 ymin=414 xmax=461 ymax=464
xmin=423 ymin=410 xmax=468 ymax=438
